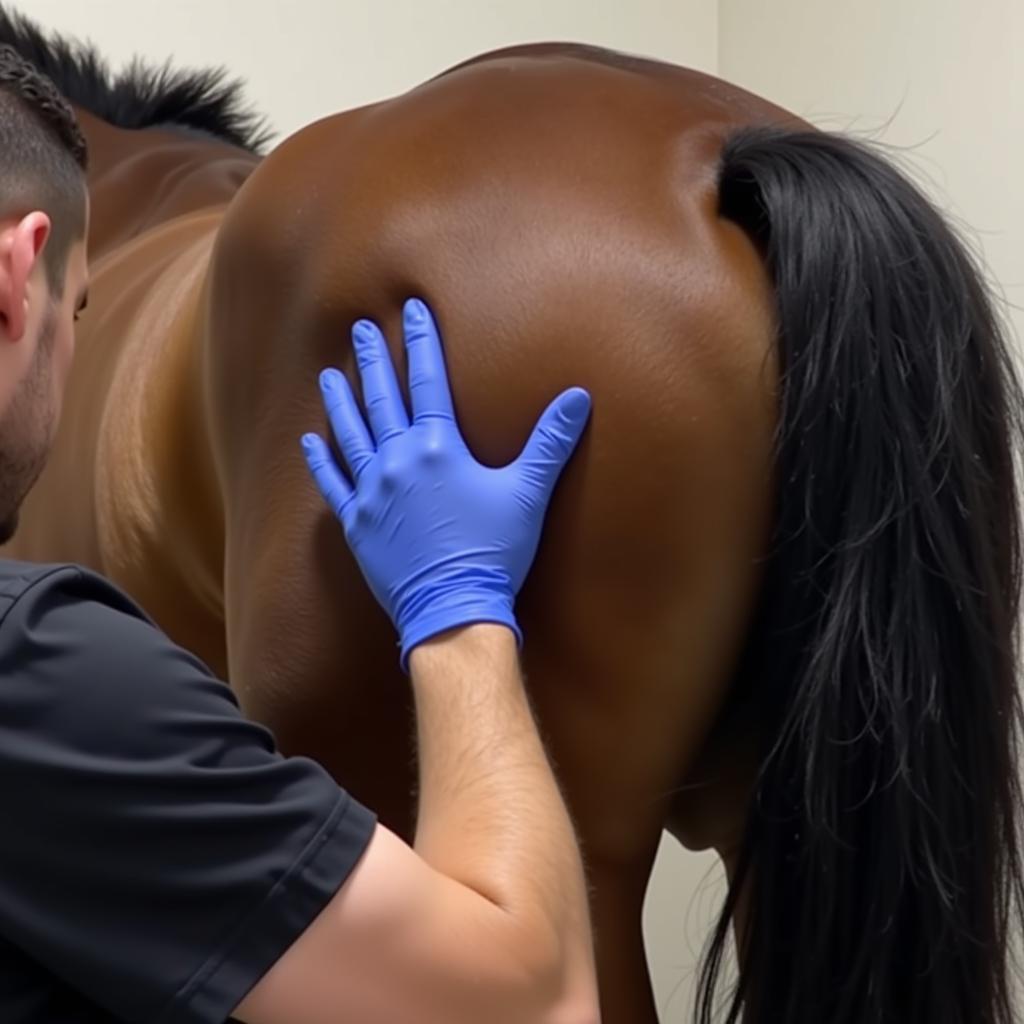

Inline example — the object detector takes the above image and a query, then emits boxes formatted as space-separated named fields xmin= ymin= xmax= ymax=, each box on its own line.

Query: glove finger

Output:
xmin=320 ymin=368 xmax=374 ymax=480
xmin=404 ymin=298 xmax=456 ymax=422
xmin=516 ymin=387 xmax=592 ymax=497
xmin=352 ymin=318 xmax=410 ymax=444
xmin=301 ymin=432 xmax=354 ymax=520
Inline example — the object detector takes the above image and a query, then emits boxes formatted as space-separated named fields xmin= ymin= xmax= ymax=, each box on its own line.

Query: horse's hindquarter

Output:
xmin=207 ymin=52 xmax=779 ymax=884
xmin=203 ymin=52 xmax=781 ymax=1021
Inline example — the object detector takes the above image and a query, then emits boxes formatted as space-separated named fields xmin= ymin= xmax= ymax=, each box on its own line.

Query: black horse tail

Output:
xmin=700 ymin=126 xmax=1024 ymax=1023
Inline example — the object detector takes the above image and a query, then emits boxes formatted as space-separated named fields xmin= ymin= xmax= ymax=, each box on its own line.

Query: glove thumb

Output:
xmin=516 ymin=386 xmax=591 ymax=498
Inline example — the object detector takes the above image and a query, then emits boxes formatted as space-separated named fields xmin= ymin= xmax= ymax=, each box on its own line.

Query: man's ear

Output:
xmin=0 ymin=212 xmax=51 ymax=342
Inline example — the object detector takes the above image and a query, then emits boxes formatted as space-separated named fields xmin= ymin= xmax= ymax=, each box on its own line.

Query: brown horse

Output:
xmin=5 ymin=10 xmax=1023 ymax=1024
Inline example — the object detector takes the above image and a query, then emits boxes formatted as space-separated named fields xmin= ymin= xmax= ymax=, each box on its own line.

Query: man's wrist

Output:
xmin=407 ymin=622 xmax=520 ymax=679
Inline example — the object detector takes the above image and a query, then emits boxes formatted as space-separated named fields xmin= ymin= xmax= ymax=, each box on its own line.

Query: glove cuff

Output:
xmin=399 ymin=598 xmax=521 ymax=672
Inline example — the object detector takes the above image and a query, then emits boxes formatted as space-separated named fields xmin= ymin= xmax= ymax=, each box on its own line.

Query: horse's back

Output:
xmin=5 ymin=214 xmax=212 ymax=560
xmin=0 ymin=103 xmax=271 ymax=666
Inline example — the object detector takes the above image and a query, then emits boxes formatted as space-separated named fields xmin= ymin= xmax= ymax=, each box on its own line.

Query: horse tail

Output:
xmin=699 ymin=126 xmax=1024 ymax=1023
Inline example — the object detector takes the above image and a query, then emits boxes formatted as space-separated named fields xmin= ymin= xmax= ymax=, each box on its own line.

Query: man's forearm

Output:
xmin=409 ymin=624 xmax=594 ymax=976
xmin=302 ymin=301 xmax=596 ymax=1018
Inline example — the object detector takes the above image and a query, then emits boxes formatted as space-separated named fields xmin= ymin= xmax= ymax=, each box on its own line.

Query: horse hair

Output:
xmin=706 ymin=126 xmax=1024 ymax=1022
xmin=0 ymin=4 xmax=272 ymax=152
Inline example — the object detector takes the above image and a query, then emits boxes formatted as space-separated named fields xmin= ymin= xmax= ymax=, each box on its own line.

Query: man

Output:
xmin=0 ymin=47 xmax=598 ymax=1024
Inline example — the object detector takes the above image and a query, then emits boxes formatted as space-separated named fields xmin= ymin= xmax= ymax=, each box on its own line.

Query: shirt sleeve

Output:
xmin=0 ymin=565 xmax=377 ymax=1024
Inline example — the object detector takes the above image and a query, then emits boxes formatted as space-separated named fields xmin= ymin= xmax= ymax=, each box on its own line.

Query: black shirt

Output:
xmin=0 ymin=561 xmax=376 ymax=1023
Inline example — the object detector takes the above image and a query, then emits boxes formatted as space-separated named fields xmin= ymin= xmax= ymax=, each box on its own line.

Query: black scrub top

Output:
xmin=0 ymin=561 xmax=376 ymax=1023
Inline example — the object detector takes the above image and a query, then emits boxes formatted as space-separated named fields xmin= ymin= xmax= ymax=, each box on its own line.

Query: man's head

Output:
xmin=0 ymin=44 xmax=89 ymax=544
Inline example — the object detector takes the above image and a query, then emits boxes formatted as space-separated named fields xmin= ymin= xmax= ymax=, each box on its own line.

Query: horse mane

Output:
xmin=0 ymin=4 xmax=273 ymax=152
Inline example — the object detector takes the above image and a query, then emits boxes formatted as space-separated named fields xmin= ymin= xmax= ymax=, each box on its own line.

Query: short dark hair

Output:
xmin=0 ymin=44 xmax=87 ymax=296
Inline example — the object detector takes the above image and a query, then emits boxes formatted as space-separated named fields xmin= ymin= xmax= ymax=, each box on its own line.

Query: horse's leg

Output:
xmin=590 ymin=859 xmax=663 ymax=1021
xmin=523 ymin=624 xmax=760 ymax=1022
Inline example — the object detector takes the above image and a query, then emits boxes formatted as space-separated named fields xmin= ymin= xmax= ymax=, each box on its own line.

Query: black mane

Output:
xmin=0 ymin=5 xmax=272 ymax=152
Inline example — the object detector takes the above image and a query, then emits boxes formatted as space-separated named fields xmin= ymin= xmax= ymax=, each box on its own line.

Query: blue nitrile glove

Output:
xmin=301 ymin=297 xmax=591 ymax=669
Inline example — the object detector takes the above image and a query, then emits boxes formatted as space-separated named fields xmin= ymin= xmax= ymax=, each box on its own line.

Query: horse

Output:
xmin=4 ymin=9 xmax=1023 ymax=1023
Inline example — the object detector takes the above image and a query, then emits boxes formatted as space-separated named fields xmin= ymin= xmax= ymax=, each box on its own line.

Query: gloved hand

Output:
xmin=301 ymin=297 xmax=591 ymax=669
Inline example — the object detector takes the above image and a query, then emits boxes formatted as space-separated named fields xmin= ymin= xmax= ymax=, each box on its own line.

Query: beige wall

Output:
xmin=21 ymin=2 xmax=1022 ymax=1020
xmin=26 ymin=0 xmax=716 ymax=141
xmin=720 ymin=0 xmax=1023 ymax=353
